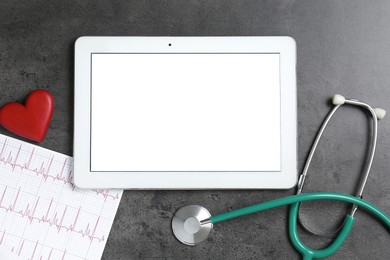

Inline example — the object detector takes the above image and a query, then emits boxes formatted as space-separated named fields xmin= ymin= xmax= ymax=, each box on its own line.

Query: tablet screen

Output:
xmin=90 ymin=53 xmax=280 ymax=172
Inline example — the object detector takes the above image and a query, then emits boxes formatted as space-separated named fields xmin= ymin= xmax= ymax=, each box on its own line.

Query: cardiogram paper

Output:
xmin=0 ymin=134 xmax=123 ymax=260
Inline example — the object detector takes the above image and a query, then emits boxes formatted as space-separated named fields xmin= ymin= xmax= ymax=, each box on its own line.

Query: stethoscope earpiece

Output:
xmin=374 ymin=108 xmax=386 ymax=120
xmin=332 ymin=94 xmax=346 ymax=105
xmin=332 ymin=94 xmax=386 ymax=120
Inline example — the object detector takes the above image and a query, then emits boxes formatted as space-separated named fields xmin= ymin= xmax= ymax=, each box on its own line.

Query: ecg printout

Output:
xmin=0 ymin=134 xmax=123 ymax=260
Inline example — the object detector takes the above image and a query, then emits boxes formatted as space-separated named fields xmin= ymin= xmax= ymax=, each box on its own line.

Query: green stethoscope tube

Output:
xmin=289 ymin=202 xmax=354 ymax=260
xmin=210 ymin=192 xmax=390 ymax=259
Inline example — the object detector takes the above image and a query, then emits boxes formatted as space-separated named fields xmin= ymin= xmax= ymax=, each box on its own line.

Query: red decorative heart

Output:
xmin=0 ymin=90 xmax=54 ymax=142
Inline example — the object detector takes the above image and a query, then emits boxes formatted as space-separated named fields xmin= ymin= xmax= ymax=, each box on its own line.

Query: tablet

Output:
xmin=74 ymin=36 xmax=297 ymax=189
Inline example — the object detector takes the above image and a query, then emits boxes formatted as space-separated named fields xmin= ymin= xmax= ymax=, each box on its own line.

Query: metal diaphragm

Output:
xmin=172 ymin=205 xmax=212 ymax=246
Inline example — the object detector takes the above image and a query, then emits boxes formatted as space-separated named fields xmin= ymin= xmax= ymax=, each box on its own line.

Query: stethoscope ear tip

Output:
xmin=374 ymin=108 xmax=386 ymax=120
xmin=332 ymin=94 xmax=386 ymax=120
xmin=332 ymin=94 xmax=346 ymax=105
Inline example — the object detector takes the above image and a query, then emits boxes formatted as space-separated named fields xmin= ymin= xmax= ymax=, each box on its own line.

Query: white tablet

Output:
xmin=74 ymin=36 xmax=297 ymax=189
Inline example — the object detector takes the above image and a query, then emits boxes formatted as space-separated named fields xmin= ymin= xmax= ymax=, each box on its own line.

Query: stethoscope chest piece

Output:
xmin=172 ymin=205 xmax=212 ymax=246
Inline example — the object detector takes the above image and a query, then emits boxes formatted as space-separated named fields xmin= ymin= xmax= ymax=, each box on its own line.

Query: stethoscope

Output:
xmin=171 ymin=94 xmax=389 ymax=260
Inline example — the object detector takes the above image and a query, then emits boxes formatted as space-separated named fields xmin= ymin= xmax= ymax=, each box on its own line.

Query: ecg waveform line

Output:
xmin=0 ymin=138 xmax=120 ymax=201
xmin=0 ymin=230 xmax=78 ymax=260
xmin=0 ymin=186 xmax=105 ymax=243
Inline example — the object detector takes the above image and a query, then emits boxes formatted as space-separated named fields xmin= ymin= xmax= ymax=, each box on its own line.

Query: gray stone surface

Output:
xmin=1 ymin=0 xmax=390 ymax=259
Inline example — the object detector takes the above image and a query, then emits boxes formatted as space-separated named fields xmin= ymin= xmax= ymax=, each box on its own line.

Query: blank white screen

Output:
xmin=91 ymin=53 xmax=280 ymax=171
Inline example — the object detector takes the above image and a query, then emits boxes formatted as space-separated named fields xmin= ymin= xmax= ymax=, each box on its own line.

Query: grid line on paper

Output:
xmin=0 ymin=134 xmax=123 ymax=260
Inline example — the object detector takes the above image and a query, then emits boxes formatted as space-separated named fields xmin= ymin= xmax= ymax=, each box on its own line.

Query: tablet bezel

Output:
xmin=74 ymin=36 xmax=297 ymax=189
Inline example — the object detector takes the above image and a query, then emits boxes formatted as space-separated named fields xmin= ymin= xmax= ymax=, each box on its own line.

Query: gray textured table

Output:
xmin=1 ymin=1 xmax=390 ymax=259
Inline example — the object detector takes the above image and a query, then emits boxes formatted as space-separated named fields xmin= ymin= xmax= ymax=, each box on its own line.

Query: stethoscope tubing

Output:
xmin=289 ymin=202 xmax=354 ymax=260
xmin=210 ymin=192 xmax=390 ymax=259
xmin=210 ymin=192 xmax=390 ymax=227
